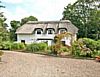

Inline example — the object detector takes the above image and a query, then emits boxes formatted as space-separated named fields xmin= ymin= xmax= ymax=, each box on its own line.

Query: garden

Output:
xmin=0 ymin=37 xmax=100 ymax=62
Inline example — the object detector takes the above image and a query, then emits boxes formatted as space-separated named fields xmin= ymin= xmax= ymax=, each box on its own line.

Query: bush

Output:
xmin=26 ymin=43 xmax=39 ymax=52
xmin=38 ymin=43 xmax=48 ymax=51
xmin=49 ymin=44 xmax=61 ymax=55
xmin=82 ymin=38 xmax=100 ymax=51
xmin=0 ymin=43 xmax=3 ymax=50
xmin=59 ymin=46 xmax=69 ymax=52
xmin=72 ymin=41 xmax=82 ymax=57
xmin=97 ymin=40 xmax=100 ymax=50
xmin=72 ymin=41 xmax=92 ymax=57
xmin=91 ymin=50 xmax=100 ymax=57
xmin=0 ymin=41 xmax=12 ymax=50
xmin=26 ymin=42 xmax=48 ymax=53
xmin=11 ymin=43 xmax=26 ymax=50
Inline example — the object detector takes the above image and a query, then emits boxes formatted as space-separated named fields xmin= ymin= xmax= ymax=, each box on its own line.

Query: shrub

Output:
xmin=72 ymin=41 xmax=82 ymax=57
xmin=18 ymin=43 xmax=26 ymax=50
xmin=48 ymin=44 xmax=71 ymax=55
xmin=82 ymin=38 xmax=100 ymax=51
xmin=59 ymin=46 xmax=69 ymax=52
xmin=50 ymin=44 xmax=61 ymax=55
xmin=0 ymin=42 xmax=3 ymax=50
xmin=97 ymin=40 xmax=100 ymax=50
xmin=11 ymin=43 xmax=26 ymax=50
xmin=91 ymin=50 xmax=100 ymax=57
xmin=2 ymin=41 xmax=12 ymax=50
xmin=26 ymin=43 xmax=40 ymax=52
xmin=38 ymin=43 xmax=48 ymax=51
xmin=72 ymin=40 xmax=95 ymax=57
xmin=0 ymin=41 xmax=12 ymax=50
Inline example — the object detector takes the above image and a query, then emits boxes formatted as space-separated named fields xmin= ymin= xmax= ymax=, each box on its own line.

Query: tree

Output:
xmin=21 ymin=16 xmax=38 ymax=25
xmin=10 ymin=20 xmax=20 ymax=41
xmin=10 ymin=15 xmax=38 ymax=41
xmin=62 ymin=0 xmax=100 ymax=40
xmin=0 ymin=1 xmax=9 ymax=42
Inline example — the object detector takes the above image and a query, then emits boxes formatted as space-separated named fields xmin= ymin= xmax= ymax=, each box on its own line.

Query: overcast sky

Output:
xmin=1 ymin=0 xmax=77 ymax=24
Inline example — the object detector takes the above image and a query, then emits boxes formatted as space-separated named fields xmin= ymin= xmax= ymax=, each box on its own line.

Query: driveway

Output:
xmin=0 ymin=51 xmax=100 ymax=77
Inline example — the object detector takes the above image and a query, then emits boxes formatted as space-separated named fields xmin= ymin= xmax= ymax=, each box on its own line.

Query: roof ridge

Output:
xmin=27 ymin=20 xmax=71 ymax=24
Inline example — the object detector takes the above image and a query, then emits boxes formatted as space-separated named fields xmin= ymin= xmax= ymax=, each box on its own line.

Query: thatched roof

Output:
xmin=16 ymin=20 xmax=78 ymax=34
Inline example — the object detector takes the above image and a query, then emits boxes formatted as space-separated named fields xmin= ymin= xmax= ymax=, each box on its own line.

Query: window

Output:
xmin=36 ymin=29 xmax=42 ymax=34
xmin=60 ymin=29 xmax=66 ymax=33
xmin=48 ymin=29 xmax=53 ymax=34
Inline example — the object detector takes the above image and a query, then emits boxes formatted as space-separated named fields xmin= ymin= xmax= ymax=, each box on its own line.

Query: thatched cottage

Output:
xmin=16 ymin=20 xmax=78 ymax=46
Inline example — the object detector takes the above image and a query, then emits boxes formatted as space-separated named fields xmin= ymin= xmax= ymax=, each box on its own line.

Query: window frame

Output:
xmin=47 ymin=29 xmax=53 ymax=34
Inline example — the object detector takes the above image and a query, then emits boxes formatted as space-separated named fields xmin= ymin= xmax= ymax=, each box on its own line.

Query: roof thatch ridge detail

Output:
xmin=27 ymin=20 xmax=71 ymax=24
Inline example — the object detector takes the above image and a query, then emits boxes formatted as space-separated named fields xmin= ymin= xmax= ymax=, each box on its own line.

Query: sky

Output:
xmin=1 ymin=0 xmax=77 ymax=24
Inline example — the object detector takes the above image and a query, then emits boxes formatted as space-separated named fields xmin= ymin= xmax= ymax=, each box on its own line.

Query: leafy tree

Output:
xmin=0 ymin=1 xmax=9 ymax=42
xmin=21 ymin=16 xmax=38 ymax=25
xmin=62 ymin=0 xmax=100 ymax=40
xmin=10 ymin=20 xmax=20 ymax=41
xmin=10 ymin=16 xmax=38 ymax=41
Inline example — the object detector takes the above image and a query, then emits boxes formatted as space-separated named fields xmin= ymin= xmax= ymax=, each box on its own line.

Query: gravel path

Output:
xmin=0 ymin=51 xmax=100 ymax=77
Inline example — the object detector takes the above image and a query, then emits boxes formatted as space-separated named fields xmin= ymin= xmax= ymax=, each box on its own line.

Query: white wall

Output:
xmin=17 ymin=33 xmax=77 ymax=46
xmin=17 ymin=34 xmax=55 ymax=45
xmin=17 ymin=34 xmax=34 ymax=44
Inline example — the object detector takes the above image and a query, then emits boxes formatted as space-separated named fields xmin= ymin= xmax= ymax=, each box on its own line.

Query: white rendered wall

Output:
xmin=17 ymin=34 xmax=55 ymax=45
xmin=17 ymin=33 xmax=77 ymax=46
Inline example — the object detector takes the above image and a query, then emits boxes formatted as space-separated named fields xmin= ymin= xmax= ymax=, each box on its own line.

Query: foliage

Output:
xmin=50 ymin=32 xmax=72 ymax=55
xmin=60 ymin=46 xmax=69 ymax=52
xmin=11 ymin=43 xmax=26 ymax=50
xmin=26 ymin=43 xmax=47 ymax=53
xmin=10 ymin=15 xmax=38 ymax=41
xmin=38 ymin=43 xmax=48 ymax=51
xmin=71 ymin=38 xmax=100 ymax=58
xmin=62 ymin=0 xmax=100 ymax=40
xmin=10 ymin=20 xmax=20 ymax=41
xmin=0 ymin=2 xmax=9 ymax=42
xmin=21 ymin=16 xmax=38 ymax=25
xmin=71 ymin=40 xmax=93 ymax=57
xmin=0 ymin=42 xmax=26 ymax=50
xmin=71 ymin=41 xmax=82 ymax=57
xmin=0 ymin=41 xmax=12 ymax=50
xmin=50 ymin=44 xmax=61 ymax=55
xmin=91 ymin=50 xmax=100 ymax=58
xmin=82 ymin=38 xmax=100 ymax=51
xmin=54 ymin=32 xmax=72 ymax=44
xmin=0 ymin=50 xmax=3 ymax=56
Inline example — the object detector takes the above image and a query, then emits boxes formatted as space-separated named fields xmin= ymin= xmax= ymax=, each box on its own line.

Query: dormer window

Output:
xmin=48 ymin=29 xmax=53 ymax=34
xmin=35 ymin=29 xmax=42 ymax=34
xmin=59 ymin=29 xmax=67 ymax=34
xmin=47 ymin=29 xmax=54 ymax=34
xmin=60 ymin=29 xmax=66 ymax=33
xmin=37 ymin=30 xmax=41 ymax=34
